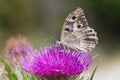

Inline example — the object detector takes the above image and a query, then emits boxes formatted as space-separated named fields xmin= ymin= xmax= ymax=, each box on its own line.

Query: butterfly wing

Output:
xmin=60 ymin=7 xmax=98 ymax=52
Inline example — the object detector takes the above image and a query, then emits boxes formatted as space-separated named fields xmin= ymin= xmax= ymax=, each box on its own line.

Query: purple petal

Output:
xmin=21 ymin=44 xmax=92 ymax=76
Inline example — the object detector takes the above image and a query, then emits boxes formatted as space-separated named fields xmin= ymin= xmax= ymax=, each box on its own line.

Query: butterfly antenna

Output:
xmin=92 ymin=53 xmax=100 ymax=59
xmin=92 ymin=53 xmax=103 ymax=65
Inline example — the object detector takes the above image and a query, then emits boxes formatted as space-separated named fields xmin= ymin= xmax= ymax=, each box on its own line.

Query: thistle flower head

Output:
xmin=21 ymin=44 xmax=92 ymax=80
xmin=5 ymin=35 xmax=32 ymax=64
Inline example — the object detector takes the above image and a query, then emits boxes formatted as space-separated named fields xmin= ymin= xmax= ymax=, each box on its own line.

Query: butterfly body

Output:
xmin=60 ymin=7 xmax=98 ymax=52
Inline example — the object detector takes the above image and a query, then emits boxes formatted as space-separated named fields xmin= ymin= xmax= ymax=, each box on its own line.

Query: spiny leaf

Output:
xmin=90 ymin=66 xmax=98 ymax=80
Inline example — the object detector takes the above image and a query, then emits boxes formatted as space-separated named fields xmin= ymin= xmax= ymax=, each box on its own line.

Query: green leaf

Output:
xmin=1 ymin=58 xmax=18 ymax=80
xmin=21 ymin=70 xmax=30 ymax=80
xmin=1 ymin=58 xmax=12 ymax=73
xmin=79 ymin=76 xmax=84 ymax=80
xmin=31 ymin=72 xmax=37 ymax=80
xmin=87 ymin=77 xmax=90 ymax=80
xmin=90 ymin=66 xmax=98 ymax=80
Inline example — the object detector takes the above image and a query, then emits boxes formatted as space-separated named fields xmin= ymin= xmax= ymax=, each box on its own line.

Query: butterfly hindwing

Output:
xmin=60 ymin=7 xmax=98 ymax=52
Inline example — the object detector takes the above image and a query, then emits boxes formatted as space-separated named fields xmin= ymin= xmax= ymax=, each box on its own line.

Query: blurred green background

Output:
xmin=0 ymin=0 xmax=120 ymax=79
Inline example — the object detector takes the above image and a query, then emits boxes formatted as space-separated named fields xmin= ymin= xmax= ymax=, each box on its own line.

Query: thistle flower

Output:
xmin=5 ymin=35 xmax=32 ymax=65
xmin=21 ymin=44 xmax=92 ymax=80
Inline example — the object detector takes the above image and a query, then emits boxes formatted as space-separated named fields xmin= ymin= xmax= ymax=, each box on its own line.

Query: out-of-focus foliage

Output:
xmin=89 ymin=0 xmax=120 ymax=53
xmin=1 ymin=58 xmax=18 ymax=80
xmin=0 ymin=0 xmax=120 ymax=56
xmin=90 ymin=66 xmax=98 ymax=80
xmin=1 ymin=58 xmax=37 ymax=80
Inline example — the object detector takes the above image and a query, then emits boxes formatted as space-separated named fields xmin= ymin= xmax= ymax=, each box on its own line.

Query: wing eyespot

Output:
xmin=78 ymin=24 xmax=83 ymax=28
xmin=61 ymin=7 xmax=98 ymax=52
xmin=64 ymin=28 xmax=70 ymax=31
xmin=72 ymin=16 xmax=76 ymax=20
xmin=77 ymin=25 xmax=81 ymax=28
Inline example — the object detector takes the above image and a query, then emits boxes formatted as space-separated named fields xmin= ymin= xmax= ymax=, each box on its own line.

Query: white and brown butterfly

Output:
xmin=60 ymin=7 xmax=98 ymax=52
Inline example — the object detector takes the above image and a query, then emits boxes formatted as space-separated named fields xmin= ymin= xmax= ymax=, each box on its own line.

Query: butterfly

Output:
xmin=60 ymin=7 xmax=98 ymax=52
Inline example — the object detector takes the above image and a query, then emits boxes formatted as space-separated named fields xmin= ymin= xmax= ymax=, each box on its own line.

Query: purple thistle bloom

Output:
xmin=5 ymin=35 xmax=32 ymax=65
xmin=21 ymin=44 xmax=92 ymax=80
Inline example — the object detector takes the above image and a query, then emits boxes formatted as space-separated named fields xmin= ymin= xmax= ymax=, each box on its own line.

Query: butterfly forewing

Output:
xmin=60 ymin=7 xmax=98 ymax=52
